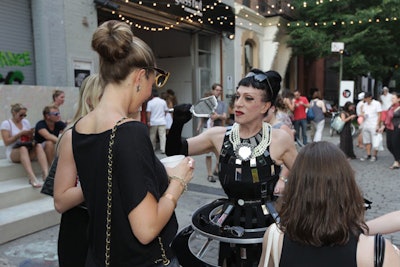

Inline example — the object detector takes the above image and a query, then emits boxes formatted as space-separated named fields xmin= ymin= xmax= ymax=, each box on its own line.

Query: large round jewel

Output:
xmin=236 ymin=143 xmax=253 ymax=161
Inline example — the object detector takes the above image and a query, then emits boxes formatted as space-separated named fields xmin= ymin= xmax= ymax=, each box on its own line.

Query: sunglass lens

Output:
xmin=155 ymin=74 xmax=168 ymax=88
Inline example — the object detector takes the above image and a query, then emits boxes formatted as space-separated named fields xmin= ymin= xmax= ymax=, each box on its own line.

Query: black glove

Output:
xmin=173 ymin=104 xmax=193 ymax=125
xmin=166 ymin=104 xmax=192 ymax=156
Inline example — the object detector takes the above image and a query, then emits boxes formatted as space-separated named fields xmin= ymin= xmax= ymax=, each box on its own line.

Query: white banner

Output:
xmin=339 ymin=80 xmax=354 ymax=107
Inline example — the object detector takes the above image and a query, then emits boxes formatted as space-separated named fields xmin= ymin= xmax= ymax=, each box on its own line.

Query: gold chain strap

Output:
xmin=155 ymin=237 xmax=171 ymax=265
xmin=105 ymin=117 xmax=126 ymax=267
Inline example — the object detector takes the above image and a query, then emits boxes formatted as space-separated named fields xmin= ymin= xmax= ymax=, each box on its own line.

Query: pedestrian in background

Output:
xmin=309 ymin=90 xmax=326 ymax=142
xmin=381 ymin=86 xmax=393 ymax=111
xmin=205 ymin=83 xmax=226 ymax=182
xmin=0 ymin=103 xmax=48 ymax=187
xmin=146 ymin=89 xmax=169 ymax=154
xmin=293 ymin=89 xmax=310 ymax=145
xmin=359 ymin=92 xmax=382 ymax=162
xmin=165 ymin=89 xmax=178 ymax=134
xmin=259 ymin=141 xmax=400 ymax=267
xmin=54 ymin=20 xmax=194 ymax=266
xmin=339 ymin=101 xmax=357 ymax=159
xmin=380 ymin=92 xmax=400 ymax=169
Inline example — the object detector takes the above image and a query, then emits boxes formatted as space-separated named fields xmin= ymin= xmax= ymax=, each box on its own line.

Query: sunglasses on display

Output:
xmin=49 ymin=112 xmax=60 ymax=116
xmin=143 ymin=67 xmax=170 ymax=88
xmin=245 ymin=72 xmax=273 ymax=97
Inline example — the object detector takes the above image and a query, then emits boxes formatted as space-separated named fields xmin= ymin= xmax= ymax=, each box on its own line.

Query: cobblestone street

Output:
xmin=0 ymin=124 xmax=399 ymax=266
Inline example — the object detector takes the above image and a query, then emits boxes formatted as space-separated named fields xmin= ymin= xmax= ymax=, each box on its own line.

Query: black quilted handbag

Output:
xmin=40 ymin=156 xmax=58 ymax=197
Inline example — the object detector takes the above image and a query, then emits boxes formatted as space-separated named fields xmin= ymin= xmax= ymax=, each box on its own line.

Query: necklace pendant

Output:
xmin=235 ymin=143 xmax=253 ymax=161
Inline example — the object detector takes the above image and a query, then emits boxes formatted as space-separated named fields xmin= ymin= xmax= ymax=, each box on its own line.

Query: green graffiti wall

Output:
xmin=0 ymin=50 xmax=32 ymax=84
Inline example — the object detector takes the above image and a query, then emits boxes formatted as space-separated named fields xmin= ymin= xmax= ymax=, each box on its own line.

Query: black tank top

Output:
xmin=280 ymin=233 xmax=359 ymax=267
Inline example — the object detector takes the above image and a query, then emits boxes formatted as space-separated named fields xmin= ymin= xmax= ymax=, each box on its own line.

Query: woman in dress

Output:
xmin=167 ymin=69 xmax=297 ymax=266
xmin=339 ymin=101 xmax=357 ymax=159
xmin=54 ymin=20 xmax=194 ymax=266
xmin=0 ymin=103 xmax=48 ymax=187
xmin=381 ymin=92 xmax=400 ymax=169
xmin=259 ymin=141 xmax=400 ymax=267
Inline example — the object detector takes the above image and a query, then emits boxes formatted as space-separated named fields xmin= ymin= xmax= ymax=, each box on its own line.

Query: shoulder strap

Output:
xmin=263 ymin=223 xmax=280 ymax=267
xmin=374 ymin=233 xmax=385 ymax=267
xmin=105 ymin=117 xmax=127 ymax=267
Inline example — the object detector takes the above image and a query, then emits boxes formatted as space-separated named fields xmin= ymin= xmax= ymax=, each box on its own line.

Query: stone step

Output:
xmin=0 ymin=158 xmax=42 ymax=181
xmin=0 ymin=197 xmax=60 ymax=244
xmin=0 ymin=177 xmax=46 ymax=209
xmin=0 ymin=147 xmax=59 ymax=245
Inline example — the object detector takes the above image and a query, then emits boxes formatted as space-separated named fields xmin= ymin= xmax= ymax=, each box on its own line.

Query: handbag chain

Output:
xmin=105 ymin=117 xmax=126 ymax=267
xmin=155 ymin=237 xmax=171 ymax=265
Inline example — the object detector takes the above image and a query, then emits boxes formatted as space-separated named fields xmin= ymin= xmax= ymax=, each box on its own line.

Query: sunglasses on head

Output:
xmin=245 ymin=72 xmax=273 ymax=97
xmin=143 ymin=67 xmax=170 ymax=88
xmin=49 ymin=112 xmax=60 ymax=116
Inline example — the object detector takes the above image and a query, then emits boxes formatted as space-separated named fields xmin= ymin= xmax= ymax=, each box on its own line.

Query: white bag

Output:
xmin=372 ymin=133 xmax=384 ymax=151
xmin=331 ymin=116 xmax=345 ymax=133
xmin=263 ymin=223 xmax=280 ymax=267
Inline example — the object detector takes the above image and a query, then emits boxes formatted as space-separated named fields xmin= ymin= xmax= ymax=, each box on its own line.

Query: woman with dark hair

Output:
xmin=54 ymin=20 xmax=194 ymax=266
xmin=259 ymin=141 xmax=400 ymax=267
xmin=167 ymin=69 xmax=298 ymax=266
xmin=340 ymin=101 xmax=357 ymax=159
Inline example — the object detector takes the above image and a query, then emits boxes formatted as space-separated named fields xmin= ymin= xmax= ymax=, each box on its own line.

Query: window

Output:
xmin=244 ymin=41 xmax=253 ymax=74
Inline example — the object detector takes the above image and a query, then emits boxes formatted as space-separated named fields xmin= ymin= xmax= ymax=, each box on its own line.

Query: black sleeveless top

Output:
xmin=218 ymin=128 xmax=281 ymax=229
xmin=280 ymin=233 xmax=359 ymax=267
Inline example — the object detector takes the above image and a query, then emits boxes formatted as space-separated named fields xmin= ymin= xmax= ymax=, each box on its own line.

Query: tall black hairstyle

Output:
xmin=237 ymin=68 xmax=282 ymax=105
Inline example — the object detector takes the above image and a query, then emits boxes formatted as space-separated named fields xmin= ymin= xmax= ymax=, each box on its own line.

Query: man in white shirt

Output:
xmin=380 ymin=86 xmax=393 ymax=111
xmin=360 ymin=92 xmax=382 ymax=162
xmin=146 ymin=89 xmax=169 ymax=153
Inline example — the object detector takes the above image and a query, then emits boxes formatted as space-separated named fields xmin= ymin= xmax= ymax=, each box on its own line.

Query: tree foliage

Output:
xmin=287 ymin=0 xmax=400 ymax=84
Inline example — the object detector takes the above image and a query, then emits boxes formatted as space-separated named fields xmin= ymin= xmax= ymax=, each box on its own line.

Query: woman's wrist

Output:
xmin=279 ymin=176 xmax=288 ymax=183
xmin=168 ymin=175 xmax=188 ymax=193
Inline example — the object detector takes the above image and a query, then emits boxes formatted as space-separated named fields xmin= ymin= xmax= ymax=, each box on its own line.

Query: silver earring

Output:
xmin=136 ymin=85 xmax=140 ymax=92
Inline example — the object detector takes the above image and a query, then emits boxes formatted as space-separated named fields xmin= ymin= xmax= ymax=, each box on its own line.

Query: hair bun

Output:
xmin=265 ymin=70 xmax=282 ymax=101
xmin=91 ymin=20 xmax=133 ymax=63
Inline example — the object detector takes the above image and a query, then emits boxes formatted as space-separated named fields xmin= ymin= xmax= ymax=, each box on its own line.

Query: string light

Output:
xmin=98 ymin=0 xmax=234 ymax=32
xmin=284 ymin=17 xmax=398 ymax=28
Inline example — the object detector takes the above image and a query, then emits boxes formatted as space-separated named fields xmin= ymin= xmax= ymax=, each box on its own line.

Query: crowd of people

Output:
xmin=1 ymin=19 xmax=399 ymax=266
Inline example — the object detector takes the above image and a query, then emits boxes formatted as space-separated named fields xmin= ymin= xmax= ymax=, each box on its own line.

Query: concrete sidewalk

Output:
xmin=0 ymin=122 xmax=399 ymax=266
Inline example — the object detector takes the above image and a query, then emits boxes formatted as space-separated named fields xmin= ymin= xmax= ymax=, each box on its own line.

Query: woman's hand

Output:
xmin=274 ymin=179 xmax=285 ymax=196
xmin=166 ymin=156 xmax=195 ymax=188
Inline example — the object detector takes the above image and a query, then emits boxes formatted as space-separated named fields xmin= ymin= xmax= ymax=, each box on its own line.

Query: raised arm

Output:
xmin=366 ymin=210 xmax=400 ymax=235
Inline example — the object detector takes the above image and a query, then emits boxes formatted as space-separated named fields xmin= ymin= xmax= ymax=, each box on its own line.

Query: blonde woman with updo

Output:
xmin=54 ymin=20 xmax=194 ymax=266
xmin=1 ymin=103 xmax=48 ymax=187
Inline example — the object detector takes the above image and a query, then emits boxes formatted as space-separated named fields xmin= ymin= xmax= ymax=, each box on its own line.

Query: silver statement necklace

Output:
xmin=229 ymin=122 xmax=272 ymax=161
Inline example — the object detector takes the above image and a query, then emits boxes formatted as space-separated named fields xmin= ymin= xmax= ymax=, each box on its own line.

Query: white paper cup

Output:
xmin=160 ymin=155 xmax=185 ymax=168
